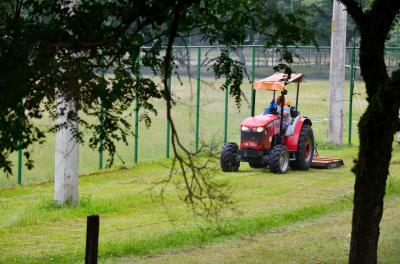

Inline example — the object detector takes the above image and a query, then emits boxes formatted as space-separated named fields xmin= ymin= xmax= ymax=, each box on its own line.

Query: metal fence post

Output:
xmin=224 ymin=49 xmax=230 ymax=144
xmin=98 ymin=59 xmax=106 ymax=170
xmin=166 ymin=75 xmax=172 ymax=159
xmin=348 ymin=41 xmax=356 ymax=145
xmin=195 ymin=47 xmax=201 ymax=152
xmin=134 ymin=53 xmax=141 ymax=163
xmin=17 ymin=141 xmax=22 ymax=185
xmin=295 ymin=82 xmax=300 ymax=111
xmin=98 ymin=100 xmax=104 ymax=170
xmin=188 ymin=35 xmax=192 ymax=70
xmin=251 ymin=46 xmax=256 ymax=116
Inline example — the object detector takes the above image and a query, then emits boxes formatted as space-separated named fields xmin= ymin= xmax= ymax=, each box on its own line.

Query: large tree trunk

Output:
xmin=339 ymin=0 xmax=400 ymax=262
xmin=349 ymin=104 xmax=397 ymax=263
xmin=349 ymin=20 xmax=399 ymax=264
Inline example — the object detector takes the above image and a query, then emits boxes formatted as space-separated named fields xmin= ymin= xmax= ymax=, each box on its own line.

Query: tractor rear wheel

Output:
xmin=220 ymin=142 xmax=240 ymax=172
xmin=290 ymin=124 xmax=314 ymax=170
xmin=269 ymin=144 xmax=289 ymax=174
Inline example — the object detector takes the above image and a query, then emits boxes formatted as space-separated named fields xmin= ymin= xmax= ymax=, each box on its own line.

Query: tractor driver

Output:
xmin=276 ymin=95 xmax=291 ymax=133
xmin=263 ymin=100 xmax=278 ymax=115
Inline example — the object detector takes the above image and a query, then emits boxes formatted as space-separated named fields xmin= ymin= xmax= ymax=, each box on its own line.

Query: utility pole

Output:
xmin=54 ymin=0 xmax=78 ymax=205
xmin=328 ymin=0 xmax=347 ymax=144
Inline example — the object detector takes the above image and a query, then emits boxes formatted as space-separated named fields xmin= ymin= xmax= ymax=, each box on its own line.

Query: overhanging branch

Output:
xmin=338 ymin=0 xmax=365 ymax=27
xmin=160 ymin=0 xmax=232 ymax=219
xmin=367 ymin=0 xmax=400 ymax=37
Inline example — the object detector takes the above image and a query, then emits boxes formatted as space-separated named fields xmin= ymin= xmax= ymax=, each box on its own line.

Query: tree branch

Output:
xmin=160 ymin=0 xmax=232 ymax=219
xmin=15 ymin=0 xmax=23 ymax=20
xmin=338 ymin=0 xmax=365 ymax=27
xmin=367 ymin=0 xmax=400 ymax=37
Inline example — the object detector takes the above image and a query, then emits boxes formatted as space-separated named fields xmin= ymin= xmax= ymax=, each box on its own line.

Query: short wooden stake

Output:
xmin=85 ymin=215 xmax=99 ymax=264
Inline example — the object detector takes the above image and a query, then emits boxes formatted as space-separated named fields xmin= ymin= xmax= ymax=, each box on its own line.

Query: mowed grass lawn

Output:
xmin=1 ymin=146 xmax=400 ymax=263
xmin=1 ymin=76 xmax=396 ymax=263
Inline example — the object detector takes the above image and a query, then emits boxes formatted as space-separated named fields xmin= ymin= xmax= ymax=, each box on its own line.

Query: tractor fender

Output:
xmin=284 ymin=117 xmax=312 ymax=152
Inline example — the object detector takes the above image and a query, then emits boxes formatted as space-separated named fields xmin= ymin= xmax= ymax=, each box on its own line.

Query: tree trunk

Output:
xmin=349 ymin=104 xmax=396 ymax=263
xmin=54 ymin=93 xmax=79 ymax=205
xmin=328 ymin=0 xmax=347 ymax=144
xmin=54 ymin=0 xmax=79 ymax=206
xmin=349 ymin=21 xmax=399 ymax=264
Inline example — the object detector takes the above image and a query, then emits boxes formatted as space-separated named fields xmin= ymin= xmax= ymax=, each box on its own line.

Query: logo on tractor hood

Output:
xmin=242 ymin=140 xmax=257 ymax=147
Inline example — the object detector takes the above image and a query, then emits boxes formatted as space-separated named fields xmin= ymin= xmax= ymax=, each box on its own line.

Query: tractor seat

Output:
xmin=290 ymin=107 xmax=299 ymax=119
xmin=285 ymin=116 xmax=301 ymax=137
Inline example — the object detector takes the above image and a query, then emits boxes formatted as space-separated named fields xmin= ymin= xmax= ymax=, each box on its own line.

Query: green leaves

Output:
xmin=212 ymin=49 xmax=245 ymax=108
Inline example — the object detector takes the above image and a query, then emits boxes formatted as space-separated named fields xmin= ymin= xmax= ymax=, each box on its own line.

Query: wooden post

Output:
xmin=85 ymin=215 xmax=99 ymax=264
xmin=328 ymin=0 xmax=347 ymax=144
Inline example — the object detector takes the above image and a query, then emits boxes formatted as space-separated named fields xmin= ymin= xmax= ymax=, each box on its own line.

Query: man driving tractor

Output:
xmin=263 ymin=95 xmax=291 ymax=133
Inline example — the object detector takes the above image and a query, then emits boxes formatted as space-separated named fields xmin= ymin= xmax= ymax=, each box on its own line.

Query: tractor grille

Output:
xmin=241 ymin=131 xmax=263 ymax=146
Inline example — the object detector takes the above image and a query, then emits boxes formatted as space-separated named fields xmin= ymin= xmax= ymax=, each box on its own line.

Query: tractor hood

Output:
xmin=240 ymin=114 xmax=279 ymax=128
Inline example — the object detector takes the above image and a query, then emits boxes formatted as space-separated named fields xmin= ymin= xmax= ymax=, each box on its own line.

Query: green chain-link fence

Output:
xmin=4 ymin=45 xmax=400 ymax=187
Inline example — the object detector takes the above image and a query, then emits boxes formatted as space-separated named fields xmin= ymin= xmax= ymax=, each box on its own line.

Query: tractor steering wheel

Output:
xmin=269 ymin=108 xmax=278 ymax=115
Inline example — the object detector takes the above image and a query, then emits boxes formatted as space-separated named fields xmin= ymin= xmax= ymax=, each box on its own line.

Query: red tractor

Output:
xmin=220 ymin=73 xmax=314 ymax=174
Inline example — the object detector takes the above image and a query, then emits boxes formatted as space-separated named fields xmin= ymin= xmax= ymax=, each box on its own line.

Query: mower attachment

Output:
xmin=311 ymin=157 xmax=344 ymax=169
xmin=311 ymin=146 xmax=344 ymax=169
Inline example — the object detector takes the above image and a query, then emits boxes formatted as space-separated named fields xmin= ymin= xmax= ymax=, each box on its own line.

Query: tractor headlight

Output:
xmin=256 ymin=127 xmax=265 ymax=133
xmin=241 ymin=126 xmax=250 ymax=132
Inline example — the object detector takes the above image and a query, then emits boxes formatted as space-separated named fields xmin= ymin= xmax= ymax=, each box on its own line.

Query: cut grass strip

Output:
xmin=4 ymin=180 xmax=400 ymax=264
xmin=100 ymin=197 xmax=352 ymax=260
xmin=129 ymin=198 xmax=400 ymax=264
xmin=1 ymin=197 xmax=352 ymax=264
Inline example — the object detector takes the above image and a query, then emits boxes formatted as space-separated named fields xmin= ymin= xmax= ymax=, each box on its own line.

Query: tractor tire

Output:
xmin=290 ymin=124 xmax=314 ymax=170
xmin=269 ymin=144 xmax=289 ymax=174
xmin=220 ymin=142 xmax=240 ymax=172
xmin=249 ymin=160 xmax=265 ymax=168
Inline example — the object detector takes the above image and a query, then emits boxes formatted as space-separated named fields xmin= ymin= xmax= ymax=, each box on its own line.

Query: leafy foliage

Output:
xmin=0 ymin=0 xmax=314 ymax=173
xmin=0 ymin=0 xmax=315 ymax=216
xmin=212 ymin=49 xmax=245 ymax=107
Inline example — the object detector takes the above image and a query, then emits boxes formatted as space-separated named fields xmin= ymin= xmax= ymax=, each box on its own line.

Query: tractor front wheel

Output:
xmin=220 ymin=142 xmax=240 ymax=172
xmin=269 ymin=144 xmax=289 ymax=174
xmin=290 ymin=124 xmax=314 ymax=170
